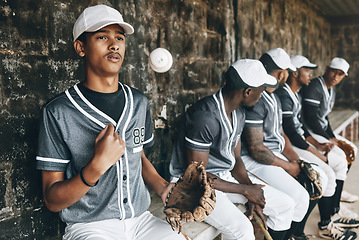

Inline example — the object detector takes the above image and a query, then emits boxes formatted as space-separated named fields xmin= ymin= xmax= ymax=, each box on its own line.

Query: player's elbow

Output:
xmin=43 ymin=198 xmax=63 ymax=212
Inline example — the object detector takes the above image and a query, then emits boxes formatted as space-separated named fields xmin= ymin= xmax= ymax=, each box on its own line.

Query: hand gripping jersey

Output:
xmin=170 ymin=89 xmax=245 ymax=177
xmin=36 ymin=83 xmax=154 ymax=223
xmin=241 ymin=91 xmax=285 ymax=156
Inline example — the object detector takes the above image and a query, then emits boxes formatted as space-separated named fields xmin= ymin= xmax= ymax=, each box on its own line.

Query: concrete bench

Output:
xmin=328 ymin=109 xmax=359 ymax=142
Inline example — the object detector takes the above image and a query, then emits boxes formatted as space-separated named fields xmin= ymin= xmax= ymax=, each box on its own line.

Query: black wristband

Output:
xmin=80 ymin=167 xmax=98 ymax=187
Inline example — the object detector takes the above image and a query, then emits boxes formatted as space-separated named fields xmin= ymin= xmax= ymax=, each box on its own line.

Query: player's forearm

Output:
xmin=208 ymin=172 xmax=251 ymax=194
xmin=247 ymin=144 xmax=276 ymax=165
xmin=231 ymin=160 xmax=252 ymax=185
xmin=243 ymin=127 xmax=276 ymax=165
xmin=140 ymin=150 xmax=169 ymax=200
xmin=281 ymin=131 xmax=300 ymax=162
xmin=42 ymin=170 xmax=94 ymax=212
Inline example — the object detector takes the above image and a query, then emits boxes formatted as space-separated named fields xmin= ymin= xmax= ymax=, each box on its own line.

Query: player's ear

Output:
xmin=293 ymin=70 xmax=299 ymax=78
xmin=243 ymin=88 xmax=252 ymax=97
xmin=74 ymin=40 xmax=85 ymax=57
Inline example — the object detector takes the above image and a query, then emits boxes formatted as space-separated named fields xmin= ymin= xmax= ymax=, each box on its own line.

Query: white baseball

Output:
xmin=149 ymin=48 xmax=173 ymax=73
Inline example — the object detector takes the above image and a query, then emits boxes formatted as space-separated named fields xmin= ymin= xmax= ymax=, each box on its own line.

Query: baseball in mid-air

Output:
xmin=149 ymin=48 xmax=173 ymax=73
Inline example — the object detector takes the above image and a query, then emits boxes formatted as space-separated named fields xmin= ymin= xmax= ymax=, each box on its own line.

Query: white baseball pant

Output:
xmin=242 ymin=152 xmax=310 ymax=222
xmin=204 ymin=170 xmax=296 ymax=240
xmin=62 ymin=211 xmax=187 ymax=240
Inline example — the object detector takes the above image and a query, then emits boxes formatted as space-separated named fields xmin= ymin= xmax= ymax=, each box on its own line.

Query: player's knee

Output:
xmin=228 ymin=220 xmax=255 ymax=240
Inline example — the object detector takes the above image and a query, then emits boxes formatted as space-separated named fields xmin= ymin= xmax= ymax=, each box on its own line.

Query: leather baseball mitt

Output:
xmin=164 ymin=161 xmax=216 ymax=235
xmin=296 ymin=160 xmax=322 ymax=200
xmin=337 ymin=140 xmax=355 ymax=165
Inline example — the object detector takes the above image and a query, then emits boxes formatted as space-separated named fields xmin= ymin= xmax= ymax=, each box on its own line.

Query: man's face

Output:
xmin=323 ymin=67 xmax=346 ymax=87
xmin=243 ymin=86 xmax=265 ymax=107
xmin=297 ymin=67 xmax=312 ymax=86
xmin=82 ymin=24 xmax=126 ymax=77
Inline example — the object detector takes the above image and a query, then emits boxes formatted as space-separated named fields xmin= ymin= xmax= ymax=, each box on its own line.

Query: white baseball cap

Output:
xmin=265 ymin=48 xmax=296 ymax=72
xmin=73 ymin=5 xmax=134 ymax=42
xmin=225 ymin=59 xmax=278 ymax=89
xmin=291 ymin=55 xmax=317 ymax=69
xmin=329 ymin=57 xmax=350 ymax=76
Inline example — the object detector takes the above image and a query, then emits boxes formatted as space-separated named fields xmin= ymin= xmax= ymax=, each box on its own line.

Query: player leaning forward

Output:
xmin=36 ymin=5 xmax=186 ymax=240
xmin=240 ymin=48 xmax=316 ymax=240
xmin=170 ymin=59 xmax=302 ymax=240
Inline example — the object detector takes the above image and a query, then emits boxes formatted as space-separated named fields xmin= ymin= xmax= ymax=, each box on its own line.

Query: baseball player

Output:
xmin=301 ymin=57 xmax=359 ymax=234
xmin=240 ymin=48 xmax=313 ymax=240
xmin=170 ymin=59 xmax=299 ymax=240
xmin=36 ymin=5 xmax=186 ymax=240
xmin=276 ymin=55 xmax=359 ymax=239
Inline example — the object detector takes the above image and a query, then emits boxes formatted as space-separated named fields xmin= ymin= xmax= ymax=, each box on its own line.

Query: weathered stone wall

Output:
xmin=330 ymin=16 xmax=359 ymax=109
xmin=0 ymin=0 xmax=334 ymax=238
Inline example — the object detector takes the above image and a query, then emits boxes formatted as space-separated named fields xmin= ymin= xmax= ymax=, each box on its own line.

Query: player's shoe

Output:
xmin=318 ymin=222 xmax=357 ymax=239
xmin=339 ymin=203 xmax=358 ymax=219
xmin=332 ymin=214 xmax=359 ymax=228
xmin=341 ymin=190 xmax=359 ymax=203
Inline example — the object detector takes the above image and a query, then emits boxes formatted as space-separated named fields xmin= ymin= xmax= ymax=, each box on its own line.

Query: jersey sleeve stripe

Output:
xmin=36 ymin=156 xmax=70 ymax=164
xmin=282 ymin=111 xmax=293 ymax=115
xmin=133 ymin=146 xmax=143 ymax=153
xmin=245 ymin=120 xmax=264 ymax=124
xmin=142 ymin=134 xmax=154 ymax=145
xmin=304 ymin=98 xmax=320 ymax=105
xmin=185 ymin=137 xmax=212 ymax=147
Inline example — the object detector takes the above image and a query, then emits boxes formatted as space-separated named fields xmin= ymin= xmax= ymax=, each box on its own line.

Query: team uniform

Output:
xmin=302 ymin=76 xmax=357 ymax=171
xmin=170 ymin=89 xmax=296 ymax=240
xmin=36 ymin=82 xmax=185 ymax=240
xmin=276 ymin=83 xmax=335 ymax=196
xmin=241 ymin=91 xmax=310 ymax=223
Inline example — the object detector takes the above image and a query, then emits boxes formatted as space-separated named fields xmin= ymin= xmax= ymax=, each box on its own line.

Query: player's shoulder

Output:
xmin=275 ymin=87 xmax=292 ymax=101
xmin=307 ymin=77 xmax=322 ymax=89
xmin=187 ymin=94 xmax=218 ymax=116
xmin=275 ymin=86 xmax=289 ymax=98
xmin=41 ymin=91 xmax=70 ymax=113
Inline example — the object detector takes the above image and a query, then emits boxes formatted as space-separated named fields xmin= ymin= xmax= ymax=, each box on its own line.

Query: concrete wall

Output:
xmin=0 ymin=0 xmax=338 ymax=238
xmin=330 ymin=16 xmax=359 ymax=109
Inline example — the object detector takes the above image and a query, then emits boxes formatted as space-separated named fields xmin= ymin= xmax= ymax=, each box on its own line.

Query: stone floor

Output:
xmin=304 ymin=141 xmax=359 ymax=239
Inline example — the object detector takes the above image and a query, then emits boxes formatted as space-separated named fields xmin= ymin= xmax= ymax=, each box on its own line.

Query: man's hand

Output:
xmin=246 ymin=202 xmax=267 ymax=230
xmin=329 ymin=137 xmax=339 ymax=146
xmin=284 ymin=161 xmax=300 ymax=177
xmin=92 ymin=123 xmax=126 ymax=175
xmin=243 ymin=184 xmax=265 ymax=208
xmin=161 ymin=182 xmax=175 ymax=204
xmin=317 ymin=142 xmax=334 ymax=153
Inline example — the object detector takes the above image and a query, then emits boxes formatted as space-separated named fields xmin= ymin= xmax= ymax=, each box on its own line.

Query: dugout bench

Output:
xmin=149 ymin=109 xmax=359 ymax=240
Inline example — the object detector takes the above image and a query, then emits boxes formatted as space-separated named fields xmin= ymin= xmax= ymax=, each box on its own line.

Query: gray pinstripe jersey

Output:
xmin=169 ymin=89 xmax=245 ymax=177
xmin=241 ymin=91 xmax=285 ymax=156
xmin=302 ymin=76 xmax=335 ymax=130
xmin=278 ymin=83 xmax=305 ymax=136
xmin=36 ymin=83 xmax=154 ymax=223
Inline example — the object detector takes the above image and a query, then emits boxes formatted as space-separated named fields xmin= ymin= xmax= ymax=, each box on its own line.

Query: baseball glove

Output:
xmin=296 ymin=160 xmax=322 ymax=200
xmin=164 ymin=161 xmax=216 ymax=235
xmin=337 ymin=140 xmax=355 ymax=165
